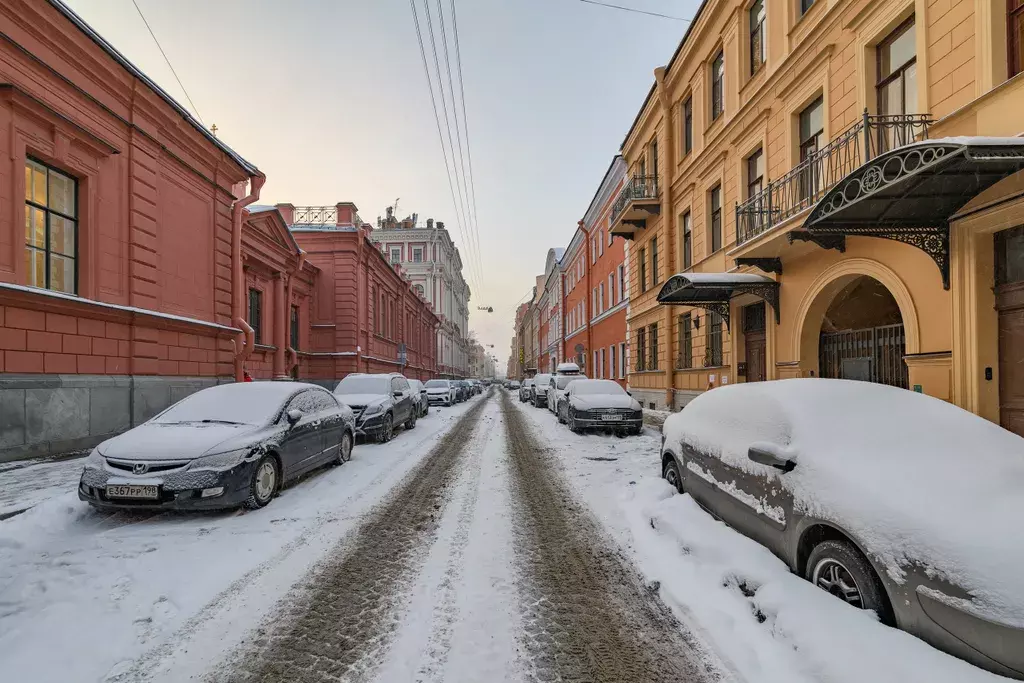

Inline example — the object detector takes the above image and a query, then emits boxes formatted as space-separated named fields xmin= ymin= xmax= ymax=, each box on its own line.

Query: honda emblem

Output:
xmin=132 ymin=462 xmax=149 ymax=475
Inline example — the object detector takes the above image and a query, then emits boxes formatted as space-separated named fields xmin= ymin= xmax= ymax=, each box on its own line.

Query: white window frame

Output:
xmin=599 ymin=282 xmax=605 ymax=313
xmin=619 ymin=342 xmax=626 ymax=378
xmin=599 ymin=347 xmax=606 ymax=379
xmin=594 ymin=350 xmax=599 ymax=377
xmin=390 ymin=247 xmax=401 ymax=263
xmin=617 ymin=264 xmax=625 ymax=301
xmin=412 ymin=247 xmax=423 ymax=263
xmin=599 ymin=233 xmax=605 ymax=257
xmin=608 ymin=273 xmax=615 ymax=306
xmin=609 ymin=345 xmax=616 ymax=379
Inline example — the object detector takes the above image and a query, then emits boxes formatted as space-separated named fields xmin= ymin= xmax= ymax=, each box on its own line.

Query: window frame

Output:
xmin=711 ymin=50 xmax=725 ymax=121
xmin=678 ymin=313 xmax=693 ymax=369
xmin=24 ymin=157 xmax=78 ymax=295
xmin=636 ymin=326 xmax=647 ymax=372
xmin=681 ymin=211 xmax=692 ymax=269
xmin=876 ymin=17 xmax=917 ymax=116
xmin=412 ymin=247 xmax=423 ymax=263
xmin=290 ymin=305 xmax=300 ymax=350
xmin=800 ymin=0 xmax=815 ymax=16
xmin=705 ymin=312 xmax=723 ymax=367
xmin=649 ymin=322 xmax=659 ymax=370
xmin=639 ymin=246 xmax=648 ymax=293
xmin=749 ymin=0 xmax=766 ymax=75
xmin=682 ymin=96 xmax=693 ymax=155
xmin=709 ymin=185 xmax=723 ymax=253
xmin=248 ymin=288 xmax=263 ymax=345
xmin=389 ymin=247 xmax=401 ymax=263
xmin=747 ymin=148 xmax=764 ymax=199
xmin=1012 ymin=0 xmax=1024 ymax=78
xmin=619 ymin=342 xmax=626 ymax=378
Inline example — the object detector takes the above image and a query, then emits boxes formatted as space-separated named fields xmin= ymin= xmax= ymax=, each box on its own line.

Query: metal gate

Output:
xmin=819 ymin=323 xmax=908 ymax=388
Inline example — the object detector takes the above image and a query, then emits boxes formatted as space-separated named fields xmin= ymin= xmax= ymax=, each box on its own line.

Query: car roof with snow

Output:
xmin=663 ymin=378 xmax=1024 ymax=624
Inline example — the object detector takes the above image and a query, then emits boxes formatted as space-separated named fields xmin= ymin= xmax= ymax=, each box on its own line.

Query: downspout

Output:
xmin=286 ymin=250 xmax=307 ymax=374
xmin=355 ymin=227 xmax=365 ymax=373
xmin=579 ymin=219 xmax=593 ymax=369
xmin=654 ymin=66 xmax=676 ymax=409
xmin=232 ymin=173 xmax=266 ymax=382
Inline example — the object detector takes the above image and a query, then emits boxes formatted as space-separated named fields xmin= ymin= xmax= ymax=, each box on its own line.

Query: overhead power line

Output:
xmin=577 ymin=0 xmax=691 ymax=21
xmin=131 ymin=0 xmax=205 ymax=125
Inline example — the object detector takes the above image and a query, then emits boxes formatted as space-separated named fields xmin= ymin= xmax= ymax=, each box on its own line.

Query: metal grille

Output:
xmin=677 ymin=314 xmax=693 ymax=369
xmin=743 ymin=302 xmax=766 ymax=333
xmin=611 ymin=174 xmax=659 ymax=221
xmin=248 ymin=288 xmax=262 ymax=345
xmin=704 ymin=312 xmax=723 ymax=367
xmin=819 ymin=323 xmax=908 ymax=388
xmin=292 ymin=206 xmax=338 ymax=225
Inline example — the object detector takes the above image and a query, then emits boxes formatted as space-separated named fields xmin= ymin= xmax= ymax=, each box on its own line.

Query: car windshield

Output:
xmin=335 ymin=376 xmax=390 ymax=395
xmin=556 ymin=375 xmax=587 ymax=390
xmin=425 ymin=380 xmax=449 ymax=388
xmin=152 ymin=384 xmax=288 ymax=425
xmin=572 ymin=380 xmax=625 ymax=396
xmin=534 ymin=374 xmax=551 ymax=385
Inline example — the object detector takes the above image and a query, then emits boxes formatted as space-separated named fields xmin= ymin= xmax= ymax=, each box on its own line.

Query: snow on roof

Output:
xmin=248 ymin=205 xmax=276 ymax=214
xmin=923 ymin=136 xmax=1024 ymax=146
xmin=669 ymin=272 xmax=774 ymax=285
xmin=663 ymin=378 xmax=1024 ymax=624
xmin=289 ymin=225 xmax=358 ymax=232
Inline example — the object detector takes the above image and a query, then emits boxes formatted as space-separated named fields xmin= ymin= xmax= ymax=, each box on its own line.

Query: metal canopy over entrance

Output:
xmin=656 ymin=272 xmax=780 ymax=329
xmin=804 ymin=138 xmax=1024 ymax=289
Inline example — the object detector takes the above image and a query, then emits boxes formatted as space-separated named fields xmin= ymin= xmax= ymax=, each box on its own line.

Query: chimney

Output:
xmin=427 ymin=218 xmax=434 ymax=229
xmin=437 ymin=221 xmax=445 ymax=231
xmin=274 ymin=203 xmax=295 ymax=225
xmin=335 ymin=202 xmax=359 ymax=227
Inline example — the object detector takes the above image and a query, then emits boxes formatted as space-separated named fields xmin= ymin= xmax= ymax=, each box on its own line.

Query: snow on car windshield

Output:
xmin=152 ymin=383 xmax=292 ymax=425
xmin=571 ymin=380 xmax=624 ymax=395
xmin=335 ymin=376 xmax=390 ymax=395
xmin=425 ymin=380 xmax=449 ymax=388
xmin=555 ymin=375 xmax=587 ymax=389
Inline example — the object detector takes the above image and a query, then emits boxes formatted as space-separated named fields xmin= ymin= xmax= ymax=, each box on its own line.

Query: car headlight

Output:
xmin=84 ymin=448 xmax=105 ymax=468
xmin=188 ymin=448 xmax=253 ymax=471
xmin=363 ymin=402 xmax=384 ymax=417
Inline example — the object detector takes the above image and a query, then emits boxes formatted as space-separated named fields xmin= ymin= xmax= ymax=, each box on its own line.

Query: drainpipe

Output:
xmin=273 ymin=273 xmax=287 ymax=379
xmin=355 ymin=227 xmax=365 ymax=373
xmin=285 ymin=250 xmax=307 ymax=374
xmin=654 ymin=66 xmax=676 ymax=409
xmin=578 ymin=219 xmax=593 ymax=368
xmin=232 ymin=173 xmax=266 ymax=382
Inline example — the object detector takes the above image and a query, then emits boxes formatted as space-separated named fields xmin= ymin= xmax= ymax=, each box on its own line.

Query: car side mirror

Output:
xmin=626 ymin=391 xmax=632 ymax=396
xmin=393 ymin=390 xmax=403 ymax=398
xmin=286 ymin=409 xmax=303 ymax=426
xmin=748 ymin=445 xmax=796 ymax=472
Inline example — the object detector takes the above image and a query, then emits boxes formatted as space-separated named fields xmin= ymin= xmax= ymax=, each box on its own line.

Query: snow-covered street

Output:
xmin=1 ymin=386 xmax=1017 ymax=682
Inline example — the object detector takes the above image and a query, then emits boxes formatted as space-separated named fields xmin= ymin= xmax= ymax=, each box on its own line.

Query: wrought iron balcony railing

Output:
xmin=611 ymin=174 xmax=660 ymax=221
xmin=735 ymin=111 xmax=932 ymax=245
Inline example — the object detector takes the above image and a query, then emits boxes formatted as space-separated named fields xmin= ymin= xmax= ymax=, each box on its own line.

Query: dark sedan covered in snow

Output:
xmin=556 ymin=379 xmax=643 ymax=435
xmin=79 ymin=382 xmax=355 ymax=511
xmin=660 ymin=379 xmax=1024 ymax=679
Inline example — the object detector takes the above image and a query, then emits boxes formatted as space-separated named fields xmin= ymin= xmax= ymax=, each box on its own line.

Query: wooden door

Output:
xmin=997 ymin=283 xmax=1024 ymax=437
xmin=743 ymin=303 xmax=767 ymax=382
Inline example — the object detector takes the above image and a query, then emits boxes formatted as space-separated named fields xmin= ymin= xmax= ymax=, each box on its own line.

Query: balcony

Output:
xmin=735 ymin=112 xmax=932 ymax=246
xmin=610 ymin=175 xmax=660 ymax=240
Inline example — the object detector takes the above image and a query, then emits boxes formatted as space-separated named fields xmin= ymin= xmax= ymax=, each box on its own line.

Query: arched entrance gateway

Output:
xmin=817 ymin=276 xmax=908 ymax=388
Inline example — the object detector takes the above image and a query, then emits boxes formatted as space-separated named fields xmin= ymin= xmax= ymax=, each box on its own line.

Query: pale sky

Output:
xmin=64 ymin=0 xmax=697 ymax=368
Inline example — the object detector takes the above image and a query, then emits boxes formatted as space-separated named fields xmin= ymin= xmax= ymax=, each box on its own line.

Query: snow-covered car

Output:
xmin=519 ymin=378 xmax=534 ymax=403
xmin=407 ymin=379 xmax=429 ymax=417
xmin=452 ymin=380 xmax=471 ymax=402
xmin=510 ymin=380 xmax=521 ymax=390
xmin=78 ymin=382 xmax=355 ymax=511
xmin=424 ymin=379 xmax=457 ymax=406
xmin=334 ymin=373 xmax=417 ymax=443
xmin=660 ymin=379 xmax=1024 ymax=678
xmin=531 ymin=373 xmax=553 ymax=408
xmin=557 ymin=379 xmax=642 ymax=435
xmin=546 ymin=372 xmax=588 ymax=414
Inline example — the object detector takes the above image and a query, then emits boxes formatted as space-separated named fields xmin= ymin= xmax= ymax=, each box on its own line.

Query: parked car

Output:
xmin=407 ymin=378 xmax=429 ymax=417
xmin=510 ymin=380 xmax=521 ymax=391
xmin=453 ymin=380 xmax=471 ymax=402
xmin=660 ymin=379 xmax=1024 ymax=679
xmin=557 ymin=379 xmax=642 ymax=435
xmin=531 ymin=373 xmax=553 ymax=408
xmin=424 ymin=379 xmax=457 ymax=406
xmin=467 ymin=379 xmax=481 ymax=395
xmin=78 ymin=382 xmax=355 ymax=511
xmin=334 ymin=373 xmax=417 ymax=443
xmin=547 ymin=372 xmax=588 ymax=415
xmin=519 ymin=378 xmax=535 ymax=403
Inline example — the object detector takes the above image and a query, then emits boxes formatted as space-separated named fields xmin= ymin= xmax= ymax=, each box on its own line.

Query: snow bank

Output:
xmin=663 ymin=379 xmax=1024 ymax=625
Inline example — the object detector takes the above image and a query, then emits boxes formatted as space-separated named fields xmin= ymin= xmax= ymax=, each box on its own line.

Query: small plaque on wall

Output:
xmin=737 ymin=362 xmax=747 ymax=377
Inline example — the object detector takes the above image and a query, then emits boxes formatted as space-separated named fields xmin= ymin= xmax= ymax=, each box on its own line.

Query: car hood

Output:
xmin=571 ymin=395 xmax=639 ymax=410
xmin=98 ymin=422 xmax=260 ymax=461
xmin=426 ymin=387 xmax=451 ymax=394
xmin=335 ymin=393 xmax=387 ymax=408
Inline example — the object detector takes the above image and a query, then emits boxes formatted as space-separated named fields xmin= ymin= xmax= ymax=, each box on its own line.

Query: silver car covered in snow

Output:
xmin=556 ymin=379 xmax=642 ymax=435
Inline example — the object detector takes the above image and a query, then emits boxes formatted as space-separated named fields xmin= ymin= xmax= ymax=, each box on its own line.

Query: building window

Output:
xmin=682 ymin=97 xmax=693 ymax=155
xmin=594 ymin=350 xmax=600 ymax=378
xmin=607 ymin=225 xmax=613 ymax=246
xmin=749 ymin=0 xmax=766 ymax=74
xmin=678 ymin=313 xmax=693 ymax=369
xmin=592 ymin=237 xmax=598 ymax=264
xmin=705 ymin=312 xmax=723 ymax=367
xmin=801 ymin=0 xmax=815 ymax=15
xmin=599 ymin=231 xmax=605 ymax=256
xmin=248 ymin=289 xmax=263 ymax=345
xmin=650 ymin=138 xmax=659 ymax=179
xmin=290 ymin=305 xmax=299 ymax=350
xmin=390 ymin=247 xmax=401 ymax=263
xmin=649 ymin=322 xmax=659 ymax=370
xmin=600 ymin=348 xmax=606 ymax=379
xmin=619 ymin=342 xmax=626 ymax=378
xmin=412 ymin=247 xmax=423 ymax=263
xmin=877 ymin=17 xmax=917 ymax=118
xmin=24 ymin=158 xmax=77 ymax=294
xmin=799 ymin=96 xmax=824 ymax=200
xmin=618 ymin=264 xmax=626 ymax=300
xmin=639 ymin=246 xmax=648 ymax=292
xmin=711 ymin=50 xmax=725 ymax=120
xmin=610 ymin=344 xmax=617 ymax=379
xmin=709 ymin=186 xmax=723 ymax=253
xmin=599 ymin=282 xmax=605 ymax=312
xmin=681 ymin=211 xmax=692 ymax=269
xmin=650 ymin=237 xmax=659 ymax=285
xmin=1012 ymin=0 xmax=1024 ymax=77
xmin=636 ymin=326 xmax=647 ymax=371
xmin=747 ymin=148 xmax=764 ymax=199
xmin=608 ymin=273 xmax=615 ymax=306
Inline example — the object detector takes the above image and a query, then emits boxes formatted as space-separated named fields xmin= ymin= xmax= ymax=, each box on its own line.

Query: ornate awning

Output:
xmin=805 ymin=138 xmax=1024 ymax=288
xmin=656 ymin=272 xmax=779 ymax=328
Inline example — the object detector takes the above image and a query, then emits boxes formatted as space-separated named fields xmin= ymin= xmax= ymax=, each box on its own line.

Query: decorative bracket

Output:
xmin=811 ymin=224 xmax=950 ymax=289
xmin=735 ymin=257 xmax=782 ymax=276
xmin=788 ymin=231 xmax=846 ymax=252
xmin=622 ymin=218 xmax=647 ymax=229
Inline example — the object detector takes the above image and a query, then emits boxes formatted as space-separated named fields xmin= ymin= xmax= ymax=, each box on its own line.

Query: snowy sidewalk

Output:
xmin=0 ymin=452 xmax=87 ymax=519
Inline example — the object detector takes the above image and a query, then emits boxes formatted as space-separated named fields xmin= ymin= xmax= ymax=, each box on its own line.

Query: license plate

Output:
xmin=106 ymin=484 xmax=159 ymax=499
xmin=600 ymin=414 xmax=623 ymax=421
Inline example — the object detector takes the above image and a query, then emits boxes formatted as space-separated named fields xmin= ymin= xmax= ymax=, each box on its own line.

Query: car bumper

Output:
xmin=78 ymin=461 xmax=255 ymax=511
xmin=573 ymin=416 xmax=642 ymax=430
xmin=427 ymin=395 xmax=451 ymax=404
xmin=355 ymin=412 xmax=387 ymax=436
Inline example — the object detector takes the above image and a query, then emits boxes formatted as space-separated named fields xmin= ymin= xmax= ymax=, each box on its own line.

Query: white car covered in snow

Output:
xmin=556 ymin=379 xmax=642 ymax=435
xmin=660 ymin=378 xmax=1024 ymax=678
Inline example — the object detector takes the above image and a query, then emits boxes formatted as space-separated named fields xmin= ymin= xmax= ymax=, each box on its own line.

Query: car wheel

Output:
xmin=244 ymin=455 xmax=278 ymax=509
xmin=336 ymin=430 xmax=353 ymax=464
xmin=568 ymin=409 xmax=581 ymax=434
xmin=377 ymin=414 xmax=394 ymax=443
xmin=405 ymin=411 xmax=417 ymax=430
xmin=557 ymin=404 xmax=566 ymax=424
xmin=806 ymin=540 xmax=892 ymax=623
xmin=662 ymin=457 xmax=683 ymax=493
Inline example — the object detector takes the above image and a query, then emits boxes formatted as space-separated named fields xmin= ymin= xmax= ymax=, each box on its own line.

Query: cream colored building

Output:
xmin=612 ymin=0 xmax=1024 ymax=435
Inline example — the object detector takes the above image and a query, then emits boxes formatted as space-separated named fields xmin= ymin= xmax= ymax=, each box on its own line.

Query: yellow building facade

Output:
xmin=613 ymin=0 xmax=1024 ymax=437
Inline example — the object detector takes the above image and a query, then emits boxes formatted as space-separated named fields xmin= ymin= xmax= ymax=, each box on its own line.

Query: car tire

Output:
xmin=662 ymin=457 xmax=683 ymax=493
xmin=806 ymin=540 xmax=893 ymax=624
xmin=377 ymin=414 xmax=394 ymax=443
xmin=568 ymin=409 xmax=581 ymax=434
xmin=336 ymin=430 xmax=353 ymax=465
xmin=405 ymin=411 xmax=417 ymax=430
xmin=244 ymin=455 xmax=278 ymax=509
xmin=557 ymin=404 xmax=566 ymax=424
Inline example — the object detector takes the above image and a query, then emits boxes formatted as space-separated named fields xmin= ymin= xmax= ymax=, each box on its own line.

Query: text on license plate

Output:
xmin=106 ymin=484 xmax=159 ymax=499
xmin=600 ymin=414 xmax=623 ymax=421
